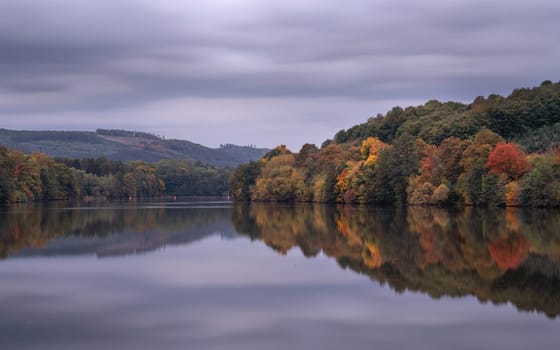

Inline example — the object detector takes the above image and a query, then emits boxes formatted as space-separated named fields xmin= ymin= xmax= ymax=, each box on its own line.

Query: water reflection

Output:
xmin=0 ymin=200 xmax=233 ymax=258
xmin=1 ymin=202 xmax=560 ymax=318
xmin=232 ymin=204 xmax=560 ymax=318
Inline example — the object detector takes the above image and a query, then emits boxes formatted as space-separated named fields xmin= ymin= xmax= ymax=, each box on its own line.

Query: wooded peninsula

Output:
xmin=231 ymin=80 xmax=560 ymax=207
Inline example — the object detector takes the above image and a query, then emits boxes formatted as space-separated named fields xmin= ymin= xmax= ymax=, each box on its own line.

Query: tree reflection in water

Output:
xmin=0 ymin=201 xmax=232 ymax=258
xmin=232 ymin=203 xmax=560 ymax=318
xmin=1 ymin=202 xmax=559 ymax=318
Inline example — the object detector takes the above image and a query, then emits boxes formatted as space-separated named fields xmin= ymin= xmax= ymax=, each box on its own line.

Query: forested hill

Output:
xmin=231 ymin=80 xmax=560 ymax=207
xmin=0 ymin=128 xmax=268 ymax=167
xmin=330 ymin=80 xmax=560 ymax=149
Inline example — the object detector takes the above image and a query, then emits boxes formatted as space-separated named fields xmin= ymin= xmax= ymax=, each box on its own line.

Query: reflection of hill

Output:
xmin=0 ymin=204 xmax=234 ymax=258
xmin=232 ymin=204 xmax=560 ymax=318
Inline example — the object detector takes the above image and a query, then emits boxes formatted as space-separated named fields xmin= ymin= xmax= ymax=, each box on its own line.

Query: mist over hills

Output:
xmin=0 ymin=128 xmax=268 ymax=167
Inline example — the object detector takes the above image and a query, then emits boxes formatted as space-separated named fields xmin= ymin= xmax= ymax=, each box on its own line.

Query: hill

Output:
xmin=231 ymin=80 xmax=560 ymax=207
xmin=0 ymin=128 xmax=268 ymax=167
xmin=329 ymin=80 xmax=560 ymax=148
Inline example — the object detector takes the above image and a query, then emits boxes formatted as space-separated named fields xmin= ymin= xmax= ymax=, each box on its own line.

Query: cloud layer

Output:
xmin=1 ymin=0 xmax=559 ymax=149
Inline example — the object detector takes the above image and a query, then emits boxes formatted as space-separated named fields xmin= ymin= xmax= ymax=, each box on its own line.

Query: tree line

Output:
xmin=330 ymin=80 xmax=560 ymax=146
xmin=0 ymin=146 xmax=231 ymax=204
xmin=231 ymin=129 xmax=560 ymax=207
xmin=231 ymin=80 xmax=560 ymax=207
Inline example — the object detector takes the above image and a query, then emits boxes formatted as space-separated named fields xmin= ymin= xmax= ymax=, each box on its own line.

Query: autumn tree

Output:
xmin=360 ymin=137 xmax=388 ymax=166
xmin=335 ymin=161 xmax=362 ymax=203
xmin=252 ymin=154 xmax=298 ymax=202
xmin=486 ymin=143 xmax=530 ymax=180
xmin=262 ymin=145 xmax=292 ymax=162
xmin=458 ymin=129 xmax=504 ymax=205
xmin=439 ymin=137 xmax=468 ymax=184
xmin=295 ymin=143 xmax=319 ymax=168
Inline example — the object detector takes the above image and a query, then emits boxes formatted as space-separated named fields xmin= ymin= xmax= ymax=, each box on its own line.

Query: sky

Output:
xmin=0 ymin=0 xmax=559 ymax=150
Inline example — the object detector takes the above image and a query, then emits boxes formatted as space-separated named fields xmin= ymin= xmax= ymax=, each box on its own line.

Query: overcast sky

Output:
xmin=1 ymin=0 xmax=559 ymax=150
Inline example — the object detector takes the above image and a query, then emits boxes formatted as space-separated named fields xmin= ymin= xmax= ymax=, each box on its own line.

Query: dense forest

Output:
xmin=329 ymin=80 xmax=560 ymax=146
xmin=231 ymin=81 xmax=560 ymax=207
xmin=0 ymin=146 xmax=231 ymax=204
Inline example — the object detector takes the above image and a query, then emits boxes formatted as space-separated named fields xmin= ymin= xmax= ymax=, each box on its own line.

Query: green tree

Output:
xmin=375 ymin=134 xmax=421 ymax=204
xmin=230 ymin=161 xmax=263 ymax=201
xmin=520 ymin=156 xmax=559 ymax=207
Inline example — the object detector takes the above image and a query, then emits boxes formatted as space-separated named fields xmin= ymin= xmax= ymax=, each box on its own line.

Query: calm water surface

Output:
xmin=0 ymin=200 xmax=559 ymax=349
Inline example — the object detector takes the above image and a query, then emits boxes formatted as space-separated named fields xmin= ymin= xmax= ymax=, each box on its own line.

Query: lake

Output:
xmin=1 ymin=200 xmax=559 ymax=349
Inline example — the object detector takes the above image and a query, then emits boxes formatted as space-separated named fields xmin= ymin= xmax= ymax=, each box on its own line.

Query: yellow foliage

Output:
xmin=361 ymin=137 xmax=387 ymax=166
xmin=336 ymin=168 xmax=349 ymax=195
xmin=335 ymin=161 xmax=361 ymax=200
xmin=312 ymin=175 xmax=327 ymax=202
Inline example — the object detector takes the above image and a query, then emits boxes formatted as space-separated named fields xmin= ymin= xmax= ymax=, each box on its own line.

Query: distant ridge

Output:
xmin=0 ymin=128 xmax=268 ymax=167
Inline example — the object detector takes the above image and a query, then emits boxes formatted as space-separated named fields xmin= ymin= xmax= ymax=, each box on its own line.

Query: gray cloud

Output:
xmin=0 ymin=0 xmax=559 ymax=149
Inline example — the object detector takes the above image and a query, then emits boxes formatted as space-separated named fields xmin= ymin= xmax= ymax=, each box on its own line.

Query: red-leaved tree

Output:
xmin=486 ymin=143 xmax=530 ymax=179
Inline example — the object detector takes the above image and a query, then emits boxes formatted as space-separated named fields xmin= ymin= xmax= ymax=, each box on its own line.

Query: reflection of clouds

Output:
xmin=112 ymin=237 xmax=367 ymax=287
xmin=1 ymin=234 xmax=556 ymax=350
